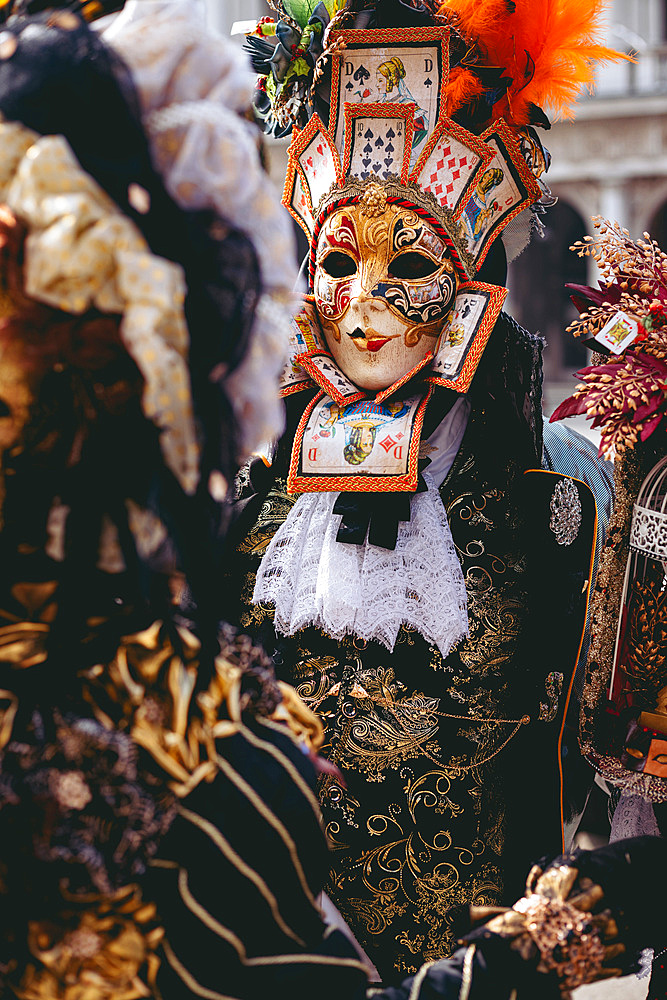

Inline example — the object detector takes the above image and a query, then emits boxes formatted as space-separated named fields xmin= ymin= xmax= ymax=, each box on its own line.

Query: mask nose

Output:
xmin=348 ymin=275 xmax=365 ymax=301
xmin=352 ymin=284 xmax=388 ymax=309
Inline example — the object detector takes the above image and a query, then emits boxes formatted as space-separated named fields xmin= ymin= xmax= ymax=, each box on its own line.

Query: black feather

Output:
xmin=244 ymin=34 xmax=277 ymax=75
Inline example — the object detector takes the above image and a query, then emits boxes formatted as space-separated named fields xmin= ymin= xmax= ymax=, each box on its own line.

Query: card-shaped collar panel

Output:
xmin=427 ymin=282 xmax=507 ymax=393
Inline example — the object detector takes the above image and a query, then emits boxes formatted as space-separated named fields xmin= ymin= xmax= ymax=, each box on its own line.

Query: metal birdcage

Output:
xmin=606 ymin=455 xmax=667 ymax=796
xmin=630 ymin=454 xmax=667 ymax=565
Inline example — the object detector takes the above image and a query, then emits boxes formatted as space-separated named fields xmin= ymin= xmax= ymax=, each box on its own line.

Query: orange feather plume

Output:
xmin=445 ymin=65 xmax=486 ymax=118
xmin=439 ymin=0 xmax=632 ymax=125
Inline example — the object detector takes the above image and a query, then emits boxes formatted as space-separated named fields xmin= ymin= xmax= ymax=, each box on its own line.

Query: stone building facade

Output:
xmin=510 ymin=0 xmax=667 ymax=394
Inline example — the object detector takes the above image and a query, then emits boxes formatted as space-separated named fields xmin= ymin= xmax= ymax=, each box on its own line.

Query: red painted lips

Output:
xmin=347 ymin=327 xmax=398 ymax=353
xmin=366 ymin=337 xmax=392 ymax=352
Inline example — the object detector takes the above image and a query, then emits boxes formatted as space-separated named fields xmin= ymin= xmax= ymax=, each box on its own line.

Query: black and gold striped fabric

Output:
xmin=147 ymin=714 xmax=371 ymax=1000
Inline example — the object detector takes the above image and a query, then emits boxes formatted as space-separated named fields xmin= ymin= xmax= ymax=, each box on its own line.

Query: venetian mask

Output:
xmin=313 ymin=189 xmax=458 ymax=391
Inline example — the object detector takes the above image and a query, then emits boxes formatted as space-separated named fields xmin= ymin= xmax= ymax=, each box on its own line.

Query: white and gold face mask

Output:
xmin=313 ymin=193 xmax=458 ymax=392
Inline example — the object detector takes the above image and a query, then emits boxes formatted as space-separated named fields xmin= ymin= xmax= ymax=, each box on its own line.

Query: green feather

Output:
xmin=281 ymin=0 xmax=319 ymax=28
xmin=282 ymin=0 xmax=344 ymax=29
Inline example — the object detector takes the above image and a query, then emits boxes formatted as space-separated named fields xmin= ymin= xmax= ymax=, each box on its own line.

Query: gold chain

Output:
xmin=429 ymin=708 xmax=530 ymax=725
xmin=384 ymin=693 xmax=531 ymax=770
xmin=308 ymin=676 xmax=531 ymax=728
xmin=303 ymin=652 xmax=531 ymax=773
xmin=358 ymin=688 xmax=531 ymax=729
xmin=406 ymin=717 xmax=529 ymax=772
xmin=335 ymin=690 xmax=530 ymax=774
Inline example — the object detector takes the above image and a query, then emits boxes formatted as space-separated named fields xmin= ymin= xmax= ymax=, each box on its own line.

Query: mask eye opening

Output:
xmin=388 ymin=252 xmax=440 ymax=280
xmin=319 ymin=252 xmax=357 ymax=279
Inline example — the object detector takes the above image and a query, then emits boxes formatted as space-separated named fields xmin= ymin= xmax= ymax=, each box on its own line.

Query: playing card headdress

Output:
xmin=282 ymin=27 xmax=542 ymax=283
xmin=250 ymin=0 xmax=626 ymax=267
xmin=248 ymin=0 xmax=627 ymax=392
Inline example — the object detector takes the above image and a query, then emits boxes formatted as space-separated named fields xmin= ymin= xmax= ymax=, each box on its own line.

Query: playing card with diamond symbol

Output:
xmin=414 ymin=119 xmax=493 ymax=219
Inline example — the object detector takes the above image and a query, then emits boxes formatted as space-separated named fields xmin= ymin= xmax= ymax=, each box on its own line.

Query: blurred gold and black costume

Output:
xmin=0 ymin=3 xmax=370 ymax=997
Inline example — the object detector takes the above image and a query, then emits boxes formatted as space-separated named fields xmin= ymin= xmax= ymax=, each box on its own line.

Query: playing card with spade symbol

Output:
xmin=342 ymin=103 xmax=414 ymax=183
xmin=294 ymin=352 xmax=366 ymax=405
xmin=327 ymin=26 xmax=450 ymax=163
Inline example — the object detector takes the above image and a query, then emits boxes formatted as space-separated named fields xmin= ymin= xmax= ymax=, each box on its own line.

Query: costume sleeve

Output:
xmin=541 ymin=422 xmax=616 ymax=841
xmin=146 ymin=716 xmax=370 ymax=1000
xmin=371 ymin=941 xmax=554 ymax=1000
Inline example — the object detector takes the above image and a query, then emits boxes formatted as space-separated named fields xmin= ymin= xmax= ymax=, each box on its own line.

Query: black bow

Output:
xmin=333 ymin=477 xmax=427 ymax=550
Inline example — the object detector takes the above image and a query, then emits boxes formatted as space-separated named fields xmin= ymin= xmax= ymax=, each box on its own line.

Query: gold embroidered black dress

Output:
xmin=226 ymin=317 xmax=598 ymax=981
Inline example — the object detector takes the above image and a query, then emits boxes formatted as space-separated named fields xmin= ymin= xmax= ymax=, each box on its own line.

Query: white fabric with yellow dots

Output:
xmin=102 ymin=0 xmax=301 ymax=461
xmin=0 ymin=118 xmax=198 ymax=496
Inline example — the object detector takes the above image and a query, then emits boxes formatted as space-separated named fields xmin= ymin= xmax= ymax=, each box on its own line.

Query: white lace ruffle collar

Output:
xmin=253 ymin=399 xmax=470 ymax=656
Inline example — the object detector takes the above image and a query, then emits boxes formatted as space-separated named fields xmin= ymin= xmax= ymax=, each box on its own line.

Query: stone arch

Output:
xmin=507 ymin=198 xmax=590 ymax=389
xmin=548 ymin=184 xmax=597 ymax=234
xmin=645 ymin=190 xmax=667 ymax=246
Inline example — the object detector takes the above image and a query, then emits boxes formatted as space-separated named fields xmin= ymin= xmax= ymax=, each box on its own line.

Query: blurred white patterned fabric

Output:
xmin=103 ymin=0 xmax=301 ymax=459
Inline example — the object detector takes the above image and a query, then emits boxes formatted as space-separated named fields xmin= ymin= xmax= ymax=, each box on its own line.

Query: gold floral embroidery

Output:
xmin=331 ymin=893 xmax=409 ymax=938
xmin=396 ymin=930 xmax=425 ymax=955
xmin=412 ymin=864 xmax=504 ymax=960
xmin=405 ymin=769 xmax=464 ymax=820
xmin=327 ymin=666 xmax=443 ymax=782
xmin=448 ymin=488 xmax=499 ymax=537
xmin=237 ymin=478 xmax=297 ymax=559
xmin=328 ymin=835 xmax=504 ymax=961
xmin=316 ymin=677 xmax=511 ymax=973
xmin=292 ymin=653 xmax=339 ymax=707
xmin=459 ymin=588 xmax=525 ymax=674
xmin=442 ymin=486 xmax=528 ymax=687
